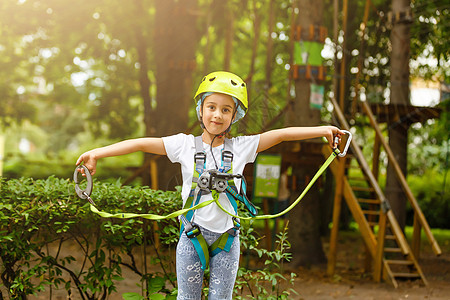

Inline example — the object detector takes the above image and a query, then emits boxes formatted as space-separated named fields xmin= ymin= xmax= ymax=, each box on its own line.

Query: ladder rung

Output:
xmin=384 ymin=247 xmax=402 ymax=253
xmin=385 ymin=235 xmax=396 ymax=240
xmin=357 ymin=198 xmax=380 ymax=204
xmin=368 ymin=221 xmax=378 ymax=226
xmin=392 ymin=272 xmax=421 ymax=278
xmin=385 ymin=260 xmax=414 ymax=266
xmin=352 ymin=186 xmax=375 ymax=192
xmin=347 ymin=176 xmax=367 ymax=181
xmin=347 ymin=164 xmax=360 ymax=169
xmin=362 ymin=210 xmax=380 ymax=215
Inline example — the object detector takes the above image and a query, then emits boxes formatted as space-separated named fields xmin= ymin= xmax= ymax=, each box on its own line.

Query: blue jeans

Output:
xmin=176 ymin=225 xmax=240 ymax=300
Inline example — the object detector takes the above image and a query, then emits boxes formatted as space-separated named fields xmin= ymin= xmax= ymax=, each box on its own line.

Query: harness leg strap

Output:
xmin=184 ymin=224 xmax=210 ymax=271
xmin=210 ymin=218 xmax=240 ymax=256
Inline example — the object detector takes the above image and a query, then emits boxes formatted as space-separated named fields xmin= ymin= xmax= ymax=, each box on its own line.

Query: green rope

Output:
xmin=214 ymin=150 xmax=337 ymax=220
xmin=87 ymin=150 xmax=339 ymax=221
xmin=89 ymin=198 xmax=216 ymax=220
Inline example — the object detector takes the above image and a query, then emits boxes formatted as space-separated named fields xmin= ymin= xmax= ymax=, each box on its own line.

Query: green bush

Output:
xmin=0 ymin=177 xmax=297 ymax=299
xmin=407 ymin=167 xmax=450 ymax=229
xmin=0 ymin=176 xmax=181 ymax=299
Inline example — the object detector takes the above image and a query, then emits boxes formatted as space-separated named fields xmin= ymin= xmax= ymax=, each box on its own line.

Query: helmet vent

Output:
xmin=230 ymin=80 xmax=237 ymax=86
xmin=209 ymin=76 xmax=216 ymax=82
xmin=241 ymin=83 xmax=245 ymax=87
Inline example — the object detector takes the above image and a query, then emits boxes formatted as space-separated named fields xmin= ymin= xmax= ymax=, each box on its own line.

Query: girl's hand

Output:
xmin=76 ymin=151 xmax=98 ymax=176
xmin=324 ymin=126 xmax=346 ymax=149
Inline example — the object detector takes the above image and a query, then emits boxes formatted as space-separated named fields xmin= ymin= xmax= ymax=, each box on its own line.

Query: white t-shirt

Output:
xmin=162 ymin=133 xmax=260 ymax=233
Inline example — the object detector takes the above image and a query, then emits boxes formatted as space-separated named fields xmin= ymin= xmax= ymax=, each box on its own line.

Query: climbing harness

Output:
xmin=177 ymin=135 xmax=259 ymax=269
xmin=74 ymin=131 xmax=352 ymax=269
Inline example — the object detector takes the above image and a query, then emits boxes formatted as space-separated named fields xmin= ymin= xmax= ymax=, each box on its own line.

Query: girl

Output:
xmin=76 ymin=71 xmax=344 ymax=299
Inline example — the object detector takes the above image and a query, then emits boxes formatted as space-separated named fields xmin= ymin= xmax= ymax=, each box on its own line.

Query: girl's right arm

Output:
xmin=76 ymin=138 xmax=166 ymax=175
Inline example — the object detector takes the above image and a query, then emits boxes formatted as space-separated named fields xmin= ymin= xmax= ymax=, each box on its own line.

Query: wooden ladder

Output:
xmin=325 ymin=147 xmax=427 ymax=287
xmin=326 ymin=97 xmax=441 ymax=287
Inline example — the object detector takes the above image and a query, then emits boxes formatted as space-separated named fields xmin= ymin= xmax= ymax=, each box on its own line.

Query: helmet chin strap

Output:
xmin=201 ymin=108 xmax=238 ymax=169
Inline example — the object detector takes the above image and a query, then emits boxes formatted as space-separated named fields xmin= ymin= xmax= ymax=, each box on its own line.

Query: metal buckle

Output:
xmin=333 ymin=130 xmax=352 ymax=157
xmin=222 ymin=150 xmax=233 ymax=162
xmin=74 ymin=165 xmax=94 ymax=205
xmin=185 ymin=224 xmax=201 ymax=238
xmin=227 ymin=218 xmax=241 ymax=237
xmin=194 ymin=151 xmax=206 ymax=162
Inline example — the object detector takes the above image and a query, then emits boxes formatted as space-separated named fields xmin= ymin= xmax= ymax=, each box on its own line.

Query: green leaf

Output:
xmin=122 ymin=292 xmax=145 ymax=300
xmin=148 ymin=276 xmax=166 ymax=294
xmin=149 ymin=294 xmax=165 ymax=300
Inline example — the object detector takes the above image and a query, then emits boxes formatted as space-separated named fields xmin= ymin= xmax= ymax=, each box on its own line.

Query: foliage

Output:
xmin=410 ymin=0 xmax=450 ymax=81
xmin=0 ymin=0 xmax=145 ymax=140
xmin=0 ymin=176 xmax=296 ymax=299
xmin=0 ymin=176 xmax=180 ymax=299
xmin=407 ymin=167 xmax=450 ymax=229
xmin=1 ymin=0 xmax=446 ymax=179
xmin=234 ymin=222 xmax=297 ymax=299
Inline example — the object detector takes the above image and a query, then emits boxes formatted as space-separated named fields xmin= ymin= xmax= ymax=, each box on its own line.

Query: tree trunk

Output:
xmin=386 ymin=0 xmax=411 ymax=229
xmin=153 ymin=0 xmax=199 ymax=190
xmin=286 ymin=0 xmax=326 ymax=266
xmin=247 ymin=0 xmax=262 ymax=103
xmin=133 ymin=0 xmax=154 ymax=186
xmin=264 ymin=0 xmax=275 ymax=124
xmin=223 ymin=6 xmax=234 ymax=71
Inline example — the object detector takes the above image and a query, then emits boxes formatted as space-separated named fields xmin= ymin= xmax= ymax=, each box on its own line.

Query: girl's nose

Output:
xmin=213 ymin=110 xmax=222 ymax=118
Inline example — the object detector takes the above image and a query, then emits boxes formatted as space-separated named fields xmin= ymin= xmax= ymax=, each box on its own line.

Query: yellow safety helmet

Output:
xmin=194 ymin=71 xmax=248 ymax=111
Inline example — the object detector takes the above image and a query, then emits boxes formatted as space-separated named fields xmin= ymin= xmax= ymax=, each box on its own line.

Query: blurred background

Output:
xmin=0 ymin=0 xmax=447 ymax=197
xmin=1 ymin=0 xmax=449 ymax=270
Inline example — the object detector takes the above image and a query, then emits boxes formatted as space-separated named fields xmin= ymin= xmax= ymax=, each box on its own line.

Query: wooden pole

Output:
xmin=327 ymin=156 xmax=346 ymax=276
xmin=374 ymin=209 xmax=387 ymax=282
xmin=332 ymin=0 xmax=339 ymax=102
xmin=351 ymin=0 xmax=371 ymax=115
xmin=372 ymin=133 xmax=381 ymax=180
xmin=338 ymin=0 xmax=348 ymax=110
xmin=286 ymin=0 xmax=297 ymax=124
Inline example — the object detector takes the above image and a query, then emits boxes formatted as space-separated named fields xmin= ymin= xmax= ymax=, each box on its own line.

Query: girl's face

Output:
xmin=201 ymin=93 xmax=236 ymax=135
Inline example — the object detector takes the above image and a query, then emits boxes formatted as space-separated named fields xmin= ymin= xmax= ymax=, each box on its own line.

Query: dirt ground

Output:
xmin=9 ymin=232 xmax=450 ymax=300
xmin=284 ymin=235 xmax=450 ymax=300
xmin=286 ymin=256 xmax=450 ymax=300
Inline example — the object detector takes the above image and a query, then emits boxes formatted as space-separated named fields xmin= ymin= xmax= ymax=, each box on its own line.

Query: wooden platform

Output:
xmin=367 ymin=103 xmax=441 ymax=124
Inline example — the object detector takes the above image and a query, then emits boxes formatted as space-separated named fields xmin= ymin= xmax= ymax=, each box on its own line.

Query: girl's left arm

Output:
xmin=257 ymin=126 xmax=345 ymax=153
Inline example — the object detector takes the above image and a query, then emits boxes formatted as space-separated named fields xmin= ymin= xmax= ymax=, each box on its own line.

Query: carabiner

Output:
xmin=334 ymin=130 xmax=352 ymax=157
xmin=73 ymin=165 xmax=94 ymax=203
